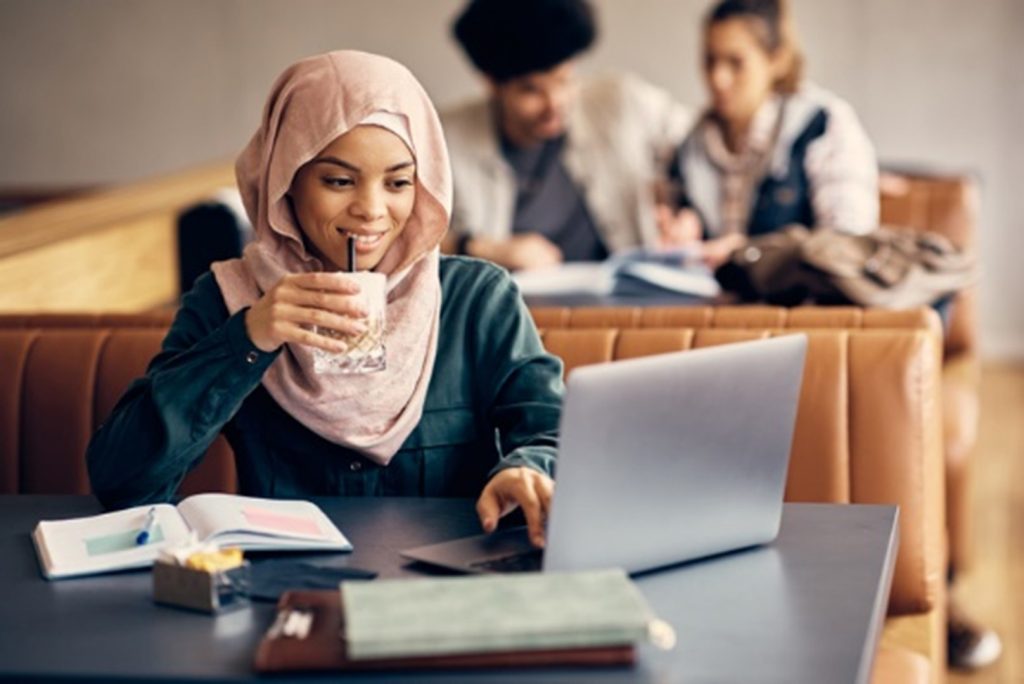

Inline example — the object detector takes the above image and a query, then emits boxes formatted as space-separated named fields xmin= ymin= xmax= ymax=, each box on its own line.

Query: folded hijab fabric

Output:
xmin=211 ymin=50 xmax=453 ymax=465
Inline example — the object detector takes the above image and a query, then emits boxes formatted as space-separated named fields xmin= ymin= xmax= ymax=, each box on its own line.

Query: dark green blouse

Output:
xmin=87 ymin=257 xmax=564 ymax=510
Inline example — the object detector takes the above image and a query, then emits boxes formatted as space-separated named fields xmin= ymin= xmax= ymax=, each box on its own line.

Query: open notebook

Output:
xmin=32 ymin=494 xmax=352 ymax=580
xmin=512 ymin=248 xmax=721 ymax=300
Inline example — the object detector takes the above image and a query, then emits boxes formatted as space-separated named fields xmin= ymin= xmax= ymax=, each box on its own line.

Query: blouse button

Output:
xmin=349 ymin=461 xmax=363 ymax=472
xmin=245 ymin=350 xmax=259 ymax=364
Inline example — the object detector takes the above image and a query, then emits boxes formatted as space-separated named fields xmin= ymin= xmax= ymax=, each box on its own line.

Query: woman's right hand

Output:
xmin=655 ymin=205 xmax=703 ymax=248
xmin=244 ymin=272 xmax=369 ymax=353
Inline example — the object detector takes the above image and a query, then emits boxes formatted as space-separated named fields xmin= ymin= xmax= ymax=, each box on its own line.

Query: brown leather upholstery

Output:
xmin=881 ymin=172 xmax=980 ymax=574
xmin=0 ymin=322 xmax=235 ymax=497
xmin=0 ymin=312 xmax=946 ymax=607
xmin=531 ymin=308 xmax=948 ymax=680
xmin=0 ymin=311 xmax=946 ymax=678
xmin=539 ymin=321 xmax=945 ymax=615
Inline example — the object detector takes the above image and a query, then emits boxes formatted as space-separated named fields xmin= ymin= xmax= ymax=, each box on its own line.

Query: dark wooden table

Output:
xmin=0 ymin=497 xmax=897 ymax=683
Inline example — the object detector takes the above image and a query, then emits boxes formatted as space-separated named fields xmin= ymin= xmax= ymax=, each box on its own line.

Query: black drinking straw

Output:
xmin=347 ymin=235 xmax=356 ymax=273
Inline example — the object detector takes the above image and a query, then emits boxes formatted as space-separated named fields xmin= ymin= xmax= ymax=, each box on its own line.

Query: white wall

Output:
xmin=1 ymin=0 xmax=1020 ymax=358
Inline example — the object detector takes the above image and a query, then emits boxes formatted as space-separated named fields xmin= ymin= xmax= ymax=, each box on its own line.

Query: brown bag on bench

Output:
xmin=715 ymin=225 xmax=976 ymax=308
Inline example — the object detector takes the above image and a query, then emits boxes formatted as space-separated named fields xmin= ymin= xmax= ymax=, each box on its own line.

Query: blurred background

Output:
xmin=0 ymin=0 xmax=1021 ymax=358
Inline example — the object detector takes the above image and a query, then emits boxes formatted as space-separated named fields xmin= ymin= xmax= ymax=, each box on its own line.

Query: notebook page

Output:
xmin=614 ymin=261 xmax=721 ymax=297
xmin=176 ymin=494 xmax=351 ymax=551
xmin=33 ymin=504 xmax=190 ymax=579
xmin=511 ymin=262 xmax=613 ymax=296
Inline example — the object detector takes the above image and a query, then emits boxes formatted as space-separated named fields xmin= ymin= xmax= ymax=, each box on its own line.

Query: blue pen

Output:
xmin=135 ymin=507 xmax=157 ymax=546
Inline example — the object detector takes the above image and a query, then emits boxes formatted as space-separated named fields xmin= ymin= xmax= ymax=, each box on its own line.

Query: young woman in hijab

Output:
xmin=658 ymin=0 xmax=878 ymax=268
xmin=87 ymin=51 xmax=562 ymax=548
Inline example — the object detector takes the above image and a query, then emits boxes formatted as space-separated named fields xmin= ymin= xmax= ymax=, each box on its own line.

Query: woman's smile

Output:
xmin=337 ymin=228 xmax=388 ymax=253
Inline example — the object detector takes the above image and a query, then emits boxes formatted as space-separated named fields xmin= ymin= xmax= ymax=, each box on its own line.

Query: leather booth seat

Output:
xmin=0 ymin=309 xmax=946 ymax=682
xmin=880 ymin=171 xmax=980 ymax=574
xmin=529 ymin=305 xmax=947 ymax=683
xmin=0 ymin=311 xmax=233 ymax=498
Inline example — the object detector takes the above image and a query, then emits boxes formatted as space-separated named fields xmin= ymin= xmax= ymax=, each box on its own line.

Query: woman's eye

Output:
xmin=323 ymin=176 xmax=354 ymax=187
xmin=389 ymin=177 xmax=414 ymax=190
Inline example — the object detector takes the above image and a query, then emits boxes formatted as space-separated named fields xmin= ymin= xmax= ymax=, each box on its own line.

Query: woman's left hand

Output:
xmin=476 ymin=467 xmax=554 ymax=548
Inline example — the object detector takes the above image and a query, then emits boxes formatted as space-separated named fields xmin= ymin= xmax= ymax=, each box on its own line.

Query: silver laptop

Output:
xmin=402 ymin=334 xmax=807 ymax=575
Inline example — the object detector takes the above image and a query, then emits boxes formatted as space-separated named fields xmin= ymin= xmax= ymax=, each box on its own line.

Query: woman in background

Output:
xmin=660 ymin=0 xmax=1001 ymax=669
xmin=659 ymin=0 xmax=877 ymax=269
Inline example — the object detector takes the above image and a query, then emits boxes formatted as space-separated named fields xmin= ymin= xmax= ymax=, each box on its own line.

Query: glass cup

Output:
xmin=311 ymin=272 xmax=386 ymax=374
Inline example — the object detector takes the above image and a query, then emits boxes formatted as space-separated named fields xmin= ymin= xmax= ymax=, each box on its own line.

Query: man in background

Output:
xmin=442 ymin=0 xmax=693 ymax=270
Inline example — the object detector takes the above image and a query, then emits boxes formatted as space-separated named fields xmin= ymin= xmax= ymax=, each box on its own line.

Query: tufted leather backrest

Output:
xmin=530 ymin=305 xmax=945 ymax=618
xmin=0 ymin=319 xmax=235 ymax=499
xmin=530 ymin=305 xmax=943 ymax=342
xmin=0 ymin=310 xmax=943 ymax=617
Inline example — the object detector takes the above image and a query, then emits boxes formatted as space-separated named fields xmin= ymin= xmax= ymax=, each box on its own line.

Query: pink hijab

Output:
xmin=211 ymin=51 xmax=452 ymax=465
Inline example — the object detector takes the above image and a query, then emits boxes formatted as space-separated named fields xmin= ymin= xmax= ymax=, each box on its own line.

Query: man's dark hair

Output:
xmin=453 ymin=0 xmax=597 ymax=82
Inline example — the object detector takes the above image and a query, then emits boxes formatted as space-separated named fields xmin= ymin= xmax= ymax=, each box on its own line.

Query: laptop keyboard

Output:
xmin=469 ymin=550 xmax=543 ymax=573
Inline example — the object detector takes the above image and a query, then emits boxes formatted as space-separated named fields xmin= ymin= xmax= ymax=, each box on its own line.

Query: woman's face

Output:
xmin=703 ymin=18 xmax=779 ymax=125
xmin=289 ymin=125 xmax=416 ymax=272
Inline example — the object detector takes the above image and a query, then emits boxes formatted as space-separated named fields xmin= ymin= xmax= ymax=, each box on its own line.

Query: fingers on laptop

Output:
xmin=476 ymin=467 xmax=555 ymax=548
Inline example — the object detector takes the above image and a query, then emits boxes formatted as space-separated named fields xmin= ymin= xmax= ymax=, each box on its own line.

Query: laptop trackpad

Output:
xmin=401 ymin=527 xmax=543 ymax=574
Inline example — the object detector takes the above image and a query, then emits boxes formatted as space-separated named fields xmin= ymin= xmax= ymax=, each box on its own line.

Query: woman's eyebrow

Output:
xmin=313 ymin=156 xmax=360 ymax=172
xmin=386 ymin=160 xmax=416 ymax=172
xmin=311 ymin=157 xmax=415 ymax=173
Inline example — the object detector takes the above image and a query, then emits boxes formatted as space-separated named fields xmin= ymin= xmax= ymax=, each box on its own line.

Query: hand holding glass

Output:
xmin=244 ymin=272 xmax=372 ymax=357
xmin=311 ymin=271 xmax=386 ymax=374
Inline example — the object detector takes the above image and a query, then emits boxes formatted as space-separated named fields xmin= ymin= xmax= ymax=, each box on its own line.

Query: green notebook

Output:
xmin=340 ymin=568 xmax=669 ymax=660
